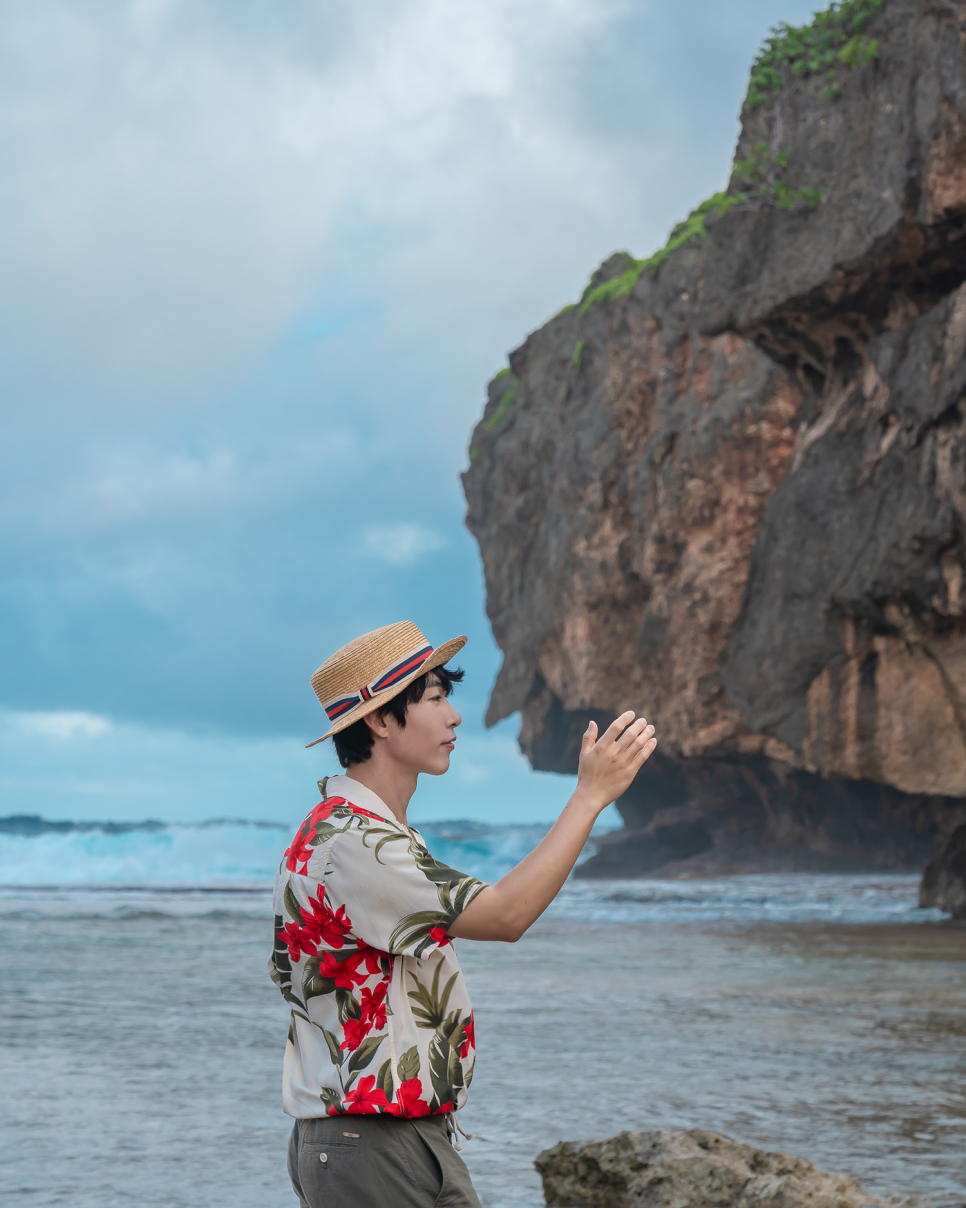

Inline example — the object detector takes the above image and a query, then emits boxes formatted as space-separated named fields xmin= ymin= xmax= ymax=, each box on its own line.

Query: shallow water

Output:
xmin=0 ymin=878 xmax=963 ymax=1207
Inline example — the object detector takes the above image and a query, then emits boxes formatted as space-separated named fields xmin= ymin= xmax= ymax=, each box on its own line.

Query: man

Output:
xmin=270 ymin=620 xmax=657 ymax=1208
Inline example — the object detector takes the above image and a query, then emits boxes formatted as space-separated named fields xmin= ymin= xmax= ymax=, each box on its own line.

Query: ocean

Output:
xmin=1 ymin=817 xmax=964 ymax=1208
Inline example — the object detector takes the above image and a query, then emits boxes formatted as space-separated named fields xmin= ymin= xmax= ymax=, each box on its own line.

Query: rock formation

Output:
xmin=919 ymin=822 xmax=966 ymax=916
xmin=534 ymin=1129 xmax=915 ymax=1208
xmin=463 ymin=0 xmax=966 ymax=877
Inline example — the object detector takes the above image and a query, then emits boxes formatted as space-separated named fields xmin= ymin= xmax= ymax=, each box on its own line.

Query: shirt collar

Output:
xmin=326 ymin=774 xmax=409 ymax=830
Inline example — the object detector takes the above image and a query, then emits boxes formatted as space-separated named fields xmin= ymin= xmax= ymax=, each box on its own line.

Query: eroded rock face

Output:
xmin=463 ymin=0 xmax=966 ymax=874
xmin=919 ymin=823 xmax=966 ymax=917
xmin=534 ymin=1129 xmax=908 ymax=1208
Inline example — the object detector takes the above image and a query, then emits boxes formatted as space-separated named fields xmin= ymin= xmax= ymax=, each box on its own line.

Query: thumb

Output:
xmin=580 ymin=720 xmax=598 ymax=755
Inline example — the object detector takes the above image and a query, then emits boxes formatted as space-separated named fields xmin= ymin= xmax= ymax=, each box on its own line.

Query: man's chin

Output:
xmin=423 ymin=753 xmax=452 ymax=777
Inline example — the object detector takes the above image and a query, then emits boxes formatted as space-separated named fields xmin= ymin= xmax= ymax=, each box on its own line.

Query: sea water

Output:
xmin=0 ymin=819 xmax=963 ymax=1208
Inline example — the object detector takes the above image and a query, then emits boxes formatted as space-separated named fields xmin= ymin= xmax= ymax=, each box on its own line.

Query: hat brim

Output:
xmin=304 ymin=635 xmax=467 ymax=748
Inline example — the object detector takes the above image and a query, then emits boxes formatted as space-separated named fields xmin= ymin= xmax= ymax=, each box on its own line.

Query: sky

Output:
xmin=0 ymin=0 xmax=819 ymax=826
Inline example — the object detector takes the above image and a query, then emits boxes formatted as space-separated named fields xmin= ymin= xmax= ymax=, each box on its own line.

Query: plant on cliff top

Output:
xmin=744 ymin=0 xmax=884 ymax=108
xmin=578 ymin=193 xmax=744 ymax=316
xmin=577 ymin=155 xmax=821 ymax=318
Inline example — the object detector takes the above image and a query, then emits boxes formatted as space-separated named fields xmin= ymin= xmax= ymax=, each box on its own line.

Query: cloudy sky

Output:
xmin=0 ymin=0 xmax=817 ymax=826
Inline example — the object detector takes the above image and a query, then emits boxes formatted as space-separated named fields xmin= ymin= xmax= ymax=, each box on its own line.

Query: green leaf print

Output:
xmin=301 ymin=955 xmax=337 ymax=1002
xmin=367 ymin=829 xmax=409 ymax=863
xmin=346 ymin=1034 xmax=384 ymax=1076
xmin=376 ymin=1059 xmax=394 ymax=1098
xmin=397 ymin=1045 xmax=420 ymax=1082
xmin=427 ymin=1018 xmax=464 ymax=1109
xmin=408 ymin=964 xmax=459 ymax=1030
xmin=336 ymin=988 xmax=361 ymax=1024
xmin=428 ymin=1043 xmax=448 ymax=1110
xmin=319 ymin=1086 xmax=342 ymax=1111
xmin=322 ymin=1027 xmax=344 ymax=1068
xmin=309 ymin=819 xmax=353 ymax=847
xmin=283 ymin=882 xmax=305 ymax=926
xmin=410 ymin=840 xmax=473 ymax=887
xmin=388 ymin=910 xmax=447 ymax=957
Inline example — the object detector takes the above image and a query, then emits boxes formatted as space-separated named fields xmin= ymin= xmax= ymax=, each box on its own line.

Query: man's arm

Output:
xmin=447 ymin=712 xmax=656 ymax=943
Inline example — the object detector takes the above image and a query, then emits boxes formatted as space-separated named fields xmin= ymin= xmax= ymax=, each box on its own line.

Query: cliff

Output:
xmin=463 ymin=0 xmax=966 ymax=875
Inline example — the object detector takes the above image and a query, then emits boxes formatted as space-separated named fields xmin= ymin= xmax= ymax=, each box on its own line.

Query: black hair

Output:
xmin=332 ymin=664 xmax=464 ymax=768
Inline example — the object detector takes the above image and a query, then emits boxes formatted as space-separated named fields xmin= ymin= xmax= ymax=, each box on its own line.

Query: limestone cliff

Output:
xmin=463 ymin=0 xmax=966 ymax=874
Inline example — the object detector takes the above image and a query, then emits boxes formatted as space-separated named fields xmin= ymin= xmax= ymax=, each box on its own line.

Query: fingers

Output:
xmin=631 ymin=733 xmax=658 ymax=766
xmin=599 ymin=710 xmax=636 ymax=746
xmin=580 ymin=721 xmax=598 ymax=755
xmin=615 ymin=715 xmax=651 ymax=752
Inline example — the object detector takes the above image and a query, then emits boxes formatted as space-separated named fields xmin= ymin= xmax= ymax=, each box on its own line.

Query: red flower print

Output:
xmin=283 ymin=798 xmax=341 ymax=873
xmin=428 ymin=926 xmax=451 ymax=947
xmin=339 ymin=1017 xmax=369 ymax=1052
xmin=357 ymin=942 xmax=388 ymax=976
xmin=341 ymin=1075 xmax=390 ymax=1114
xmin=348 ymin=804 xmax=387 ymax=823
xmin=308 ymin=797 xmax=340 ymax=825
xmin=277 ymin=920 xmax=318 ymax=962
xmin=284 ymin=829 xmax=315 ymax=874
xmin=386 ymin=1078 xmax=431 ymax=1118
xmin=433 ymin=1101 xmax=454 ymax=1115
xmin=303 ymin=892 xmax=352 ymax=949
xmin=460 ymin=1011 xmax=475 ymax=1059
xmin=317 ymin=949 xmax=370 ymax=989
xmin=359 ymin=982 xmax=388 ymax=1031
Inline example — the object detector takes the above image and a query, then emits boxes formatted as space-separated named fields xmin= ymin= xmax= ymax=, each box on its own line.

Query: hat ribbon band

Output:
xmin=322 ymin=644 xmax=435 ymax=723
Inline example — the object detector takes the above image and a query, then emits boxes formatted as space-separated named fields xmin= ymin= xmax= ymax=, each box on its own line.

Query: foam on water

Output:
xmin=0 ymin=816 xmax=546 ymax=889
xmin=0 ymin=815 xmax=948 ymax=924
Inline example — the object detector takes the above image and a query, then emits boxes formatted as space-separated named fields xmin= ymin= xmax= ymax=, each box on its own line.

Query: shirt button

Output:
xmin=319 ymin=1153 xmax=328 ymax=1164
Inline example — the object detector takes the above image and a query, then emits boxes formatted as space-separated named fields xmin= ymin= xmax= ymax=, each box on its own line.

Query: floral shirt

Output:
xmin=268 ymin=774 xmax=487 ymax=1119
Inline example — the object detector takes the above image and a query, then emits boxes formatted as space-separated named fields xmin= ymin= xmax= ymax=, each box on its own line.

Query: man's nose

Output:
xmin=449 ymin=706 xmax=462 ymax=728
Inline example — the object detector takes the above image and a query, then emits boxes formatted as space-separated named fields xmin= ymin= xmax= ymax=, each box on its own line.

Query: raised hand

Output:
xmin=448 ymin=710 xmax=657 ymax=943
xmin=576 ymin=712 xmax=657 ymax=811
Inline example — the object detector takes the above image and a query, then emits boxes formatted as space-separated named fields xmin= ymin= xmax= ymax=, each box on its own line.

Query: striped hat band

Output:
xmin=320 ymin=643 xmax=434 ymax=722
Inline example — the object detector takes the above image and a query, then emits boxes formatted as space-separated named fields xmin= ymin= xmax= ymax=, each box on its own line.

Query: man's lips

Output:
xmin=443 ymin=740 xmax=455 ymax=750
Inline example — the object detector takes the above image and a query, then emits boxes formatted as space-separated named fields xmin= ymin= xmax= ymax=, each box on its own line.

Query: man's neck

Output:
xmin=344 ymin=759 xmax=417 ymax=825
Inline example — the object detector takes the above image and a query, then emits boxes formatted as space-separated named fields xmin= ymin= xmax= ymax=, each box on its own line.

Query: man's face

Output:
xmin=380 ymin=676 xmax=462 ymax=777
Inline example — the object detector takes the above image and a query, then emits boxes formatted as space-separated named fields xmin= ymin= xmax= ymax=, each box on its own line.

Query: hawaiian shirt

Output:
xmin=268 ymin=774 xmax=487 ymax=1119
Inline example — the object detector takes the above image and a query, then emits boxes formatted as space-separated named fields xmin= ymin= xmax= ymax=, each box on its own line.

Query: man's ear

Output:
xmin=363 ymin=709 xmax=391 ymax=740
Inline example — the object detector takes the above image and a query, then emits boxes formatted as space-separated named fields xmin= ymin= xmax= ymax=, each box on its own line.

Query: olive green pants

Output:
xmin=287 ymin=1113 xmax=483 ymax=1208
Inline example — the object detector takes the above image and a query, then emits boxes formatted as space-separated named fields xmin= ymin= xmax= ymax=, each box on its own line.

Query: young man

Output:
xmin=270 ymin=620 xmax=657 ymax=1208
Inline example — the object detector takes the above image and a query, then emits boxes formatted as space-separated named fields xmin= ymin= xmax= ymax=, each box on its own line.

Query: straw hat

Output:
xmin=305 ymin=620 xmax=467 ymax=747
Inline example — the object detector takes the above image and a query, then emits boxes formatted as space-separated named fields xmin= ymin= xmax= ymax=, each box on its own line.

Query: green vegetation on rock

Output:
xmin=732 ymin=143 xmax=824 ymax=210
xmin=564 ymin=0 xmax=841 ymax=319
xmin=483 ymin=376 xmax=518 ymax=431
xmin=572 ymin=340 xmax=585 ymax=373
xmin=577 ymin=163 xmax=819 ymax=317
xmin=744 ymin=0 xmax=884 ymax=108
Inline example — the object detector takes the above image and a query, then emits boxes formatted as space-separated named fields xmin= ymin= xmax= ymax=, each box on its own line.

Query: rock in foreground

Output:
xmin=534 ymin=1129 xmax=908 ymax=1208
xmin=920 ymin=824 xmax=966 ymax=919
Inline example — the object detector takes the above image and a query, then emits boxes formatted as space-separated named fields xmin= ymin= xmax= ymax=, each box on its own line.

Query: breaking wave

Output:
xmin=0 ymin=814 xmax=549 ymax=889
xmin=0 ymin=815 xmax=945 ymax=925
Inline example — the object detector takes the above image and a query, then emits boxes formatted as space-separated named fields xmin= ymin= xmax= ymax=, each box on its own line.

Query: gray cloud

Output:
xmin=0 ymin=0 xmax=818 ymax=816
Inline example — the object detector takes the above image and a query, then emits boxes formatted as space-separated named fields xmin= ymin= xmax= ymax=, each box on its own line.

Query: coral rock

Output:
xmin=534 ymin=1129 xmax=910 ymax=1208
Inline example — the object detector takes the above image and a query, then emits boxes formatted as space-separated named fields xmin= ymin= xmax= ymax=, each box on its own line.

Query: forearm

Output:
xmin=447 ymin=788 xmax=602 ymax=942
xmin=447 ymin=712 xmax=656 ymax=943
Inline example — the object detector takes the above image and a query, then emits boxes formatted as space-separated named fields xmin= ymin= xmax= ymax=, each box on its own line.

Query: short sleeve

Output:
xmin=325 ymin=825 xmax=487 ymax=960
